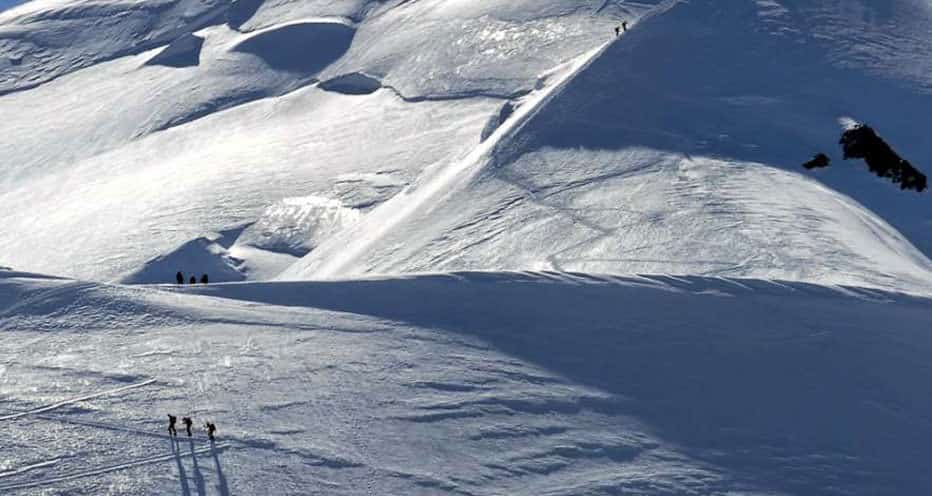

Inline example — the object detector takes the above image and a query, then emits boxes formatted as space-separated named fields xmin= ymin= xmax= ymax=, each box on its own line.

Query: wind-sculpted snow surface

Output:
xmin=284 ymin=0 xmax=932 ymax=294
xmin=0 ymin=0 xmax=661 ymax=282
xmin=1 ymin=270 xmax=931 ymax=494
xmin=0 ymin=79 xmax=496 ymax=280
xmin=0 ymin=0 xmax=227 ymax=94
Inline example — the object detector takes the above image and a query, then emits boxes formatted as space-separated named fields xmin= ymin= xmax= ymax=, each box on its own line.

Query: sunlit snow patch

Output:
xmin=235 ymin=195 xmax=362 ymax=257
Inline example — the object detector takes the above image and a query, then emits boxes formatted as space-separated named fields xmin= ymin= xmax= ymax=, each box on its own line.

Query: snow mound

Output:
xmin=228 ymin=0 xmax=372 ymax=32
xmin=119 ymin=235 xmax=245 ymax=285
xmin=231 ymin=20 xmax=355 ymax=74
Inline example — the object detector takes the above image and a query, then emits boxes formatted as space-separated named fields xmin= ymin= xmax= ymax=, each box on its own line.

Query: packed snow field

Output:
xmin=2 ymin=269 xmax=932 ymax=495
xmin=2 ymin=0 xmax=932 ymax=494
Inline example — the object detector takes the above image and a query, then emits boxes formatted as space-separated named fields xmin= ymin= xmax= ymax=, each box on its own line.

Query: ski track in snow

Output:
xmin=0 ymin=379 xmax=157 ymax=421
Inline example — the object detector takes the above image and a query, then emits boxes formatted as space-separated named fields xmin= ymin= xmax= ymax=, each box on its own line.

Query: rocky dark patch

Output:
xmin=840 ymin=124 xmax=927 ymax=192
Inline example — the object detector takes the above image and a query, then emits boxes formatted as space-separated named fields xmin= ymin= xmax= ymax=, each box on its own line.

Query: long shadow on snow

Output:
xmin=498 ymin=0 xmax=932 ymax=256
xmin=189 ymin=273 xmax=932 ymax=495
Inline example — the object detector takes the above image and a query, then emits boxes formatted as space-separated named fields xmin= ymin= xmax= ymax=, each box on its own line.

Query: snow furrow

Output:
xmin=0 ymin=379 xmax=157 ymax=421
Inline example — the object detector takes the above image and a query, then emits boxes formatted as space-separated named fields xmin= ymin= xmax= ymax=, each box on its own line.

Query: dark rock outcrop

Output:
xmin=839 ymin=125 xmax=927 ymax=192
xmin=802 ymin=153 xmax=830 ymax=170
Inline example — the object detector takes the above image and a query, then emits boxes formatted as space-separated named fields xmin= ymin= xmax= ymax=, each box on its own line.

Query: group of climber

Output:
xmin=168 ymin=414 xmax=217 ymax=441
xmin=176 ymin=271 xmax=208 ymax=285
xmin=614 ymin=21 xmax=628 ymax=37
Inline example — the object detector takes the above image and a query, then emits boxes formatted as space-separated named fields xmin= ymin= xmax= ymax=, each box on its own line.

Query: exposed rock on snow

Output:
xmin=840 ymin=124 xmax=928 ymax=192
xmin=802 ymin=152 xmax=831 ymax=170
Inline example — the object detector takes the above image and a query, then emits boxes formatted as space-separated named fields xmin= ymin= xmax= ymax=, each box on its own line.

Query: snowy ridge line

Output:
xmin=0 ymin=379 xmax=157 ymax=421
xmin=286 ymin=37 xmax=616 ymax=279
xmin=237 ymin=16 xmax=356 ymax=37
xmin=199 ymin=271 xmax=932 ymax=311
xmin=0 ymin=443 xmax=230 ymax=492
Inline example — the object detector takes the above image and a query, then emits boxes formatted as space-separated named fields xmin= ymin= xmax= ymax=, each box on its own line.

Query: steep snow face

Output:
xmin=2 ymin=270 xmax=932 ymax=494
xmin=284 ymin=0 xmax=932 ymax=293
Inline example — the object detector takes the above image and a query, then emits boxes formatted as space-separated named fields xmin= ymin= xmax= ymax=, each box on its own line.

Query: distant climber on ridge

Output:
xmin=622 ymin=21 xmax=628 ymax=32
xmin=182 ymin=417 xmax=193 ymax=437
xmin=167 ymin=414 xmax=178 ymax=437
xmin=189 ymin=275 xmax=197 ymax=284
xmin=200 ymin=273 xmax=209 ymax=284
xmin=615 ymin=26 xmax=620 ymax=37
xmin=176 ymin=271 xmax=184 ymax=284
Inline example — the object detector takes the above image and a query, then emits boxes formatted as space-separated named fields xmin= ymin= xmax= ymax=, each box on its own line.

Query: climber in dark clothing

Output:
xmin=205 ymin=422 xmax=217 ymax=441
xmin=200 ymin=273 xmax=208 ymax=284
xmin=182 ymin=417 xmax=193 ymax=437
xmin=168 ymin=414 xmax=178 ymax=437
xmin=176 ymin=271 xmax=184 ymax=284
xmin=622 ymin=21 xmax=628 ymax=31
xmin=189 ymin=276 xmax=197 ymax=284
xmin=615 ymin=26 xmax=620 ymax=36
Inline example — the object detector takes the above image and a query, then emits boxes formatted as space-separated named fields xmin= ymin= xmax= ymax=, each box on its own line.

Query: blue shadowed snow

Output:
xmin=2 ymin=270 xmax=930 ymax=494
xmin=502 ymin=0 xmax=932 ymax=256
xmin=0 ymin=0 xmax=26 ymax=12
xmin=231 ymin=21 xmax=355 ymax=75
xmin=186 ymin=271 xmax=932 ymax=495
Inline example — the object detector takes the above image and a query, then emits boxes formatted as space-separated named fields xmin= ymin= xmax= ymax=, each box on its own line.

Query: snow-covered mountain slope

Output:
xmin=0 ymin=0 xmax=659 ymax=283
xmin=283 ymin=0 xmax=932 ymax=293
xmin=2 ymin=0 xmax=929 ymax=293
xmin=0 ymin=0 xmax=228 ymax=95
xmin=2 ymin=269 xmax=931 ymax=495
xmin=4 ymin=1 xmax=932 ymax=493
